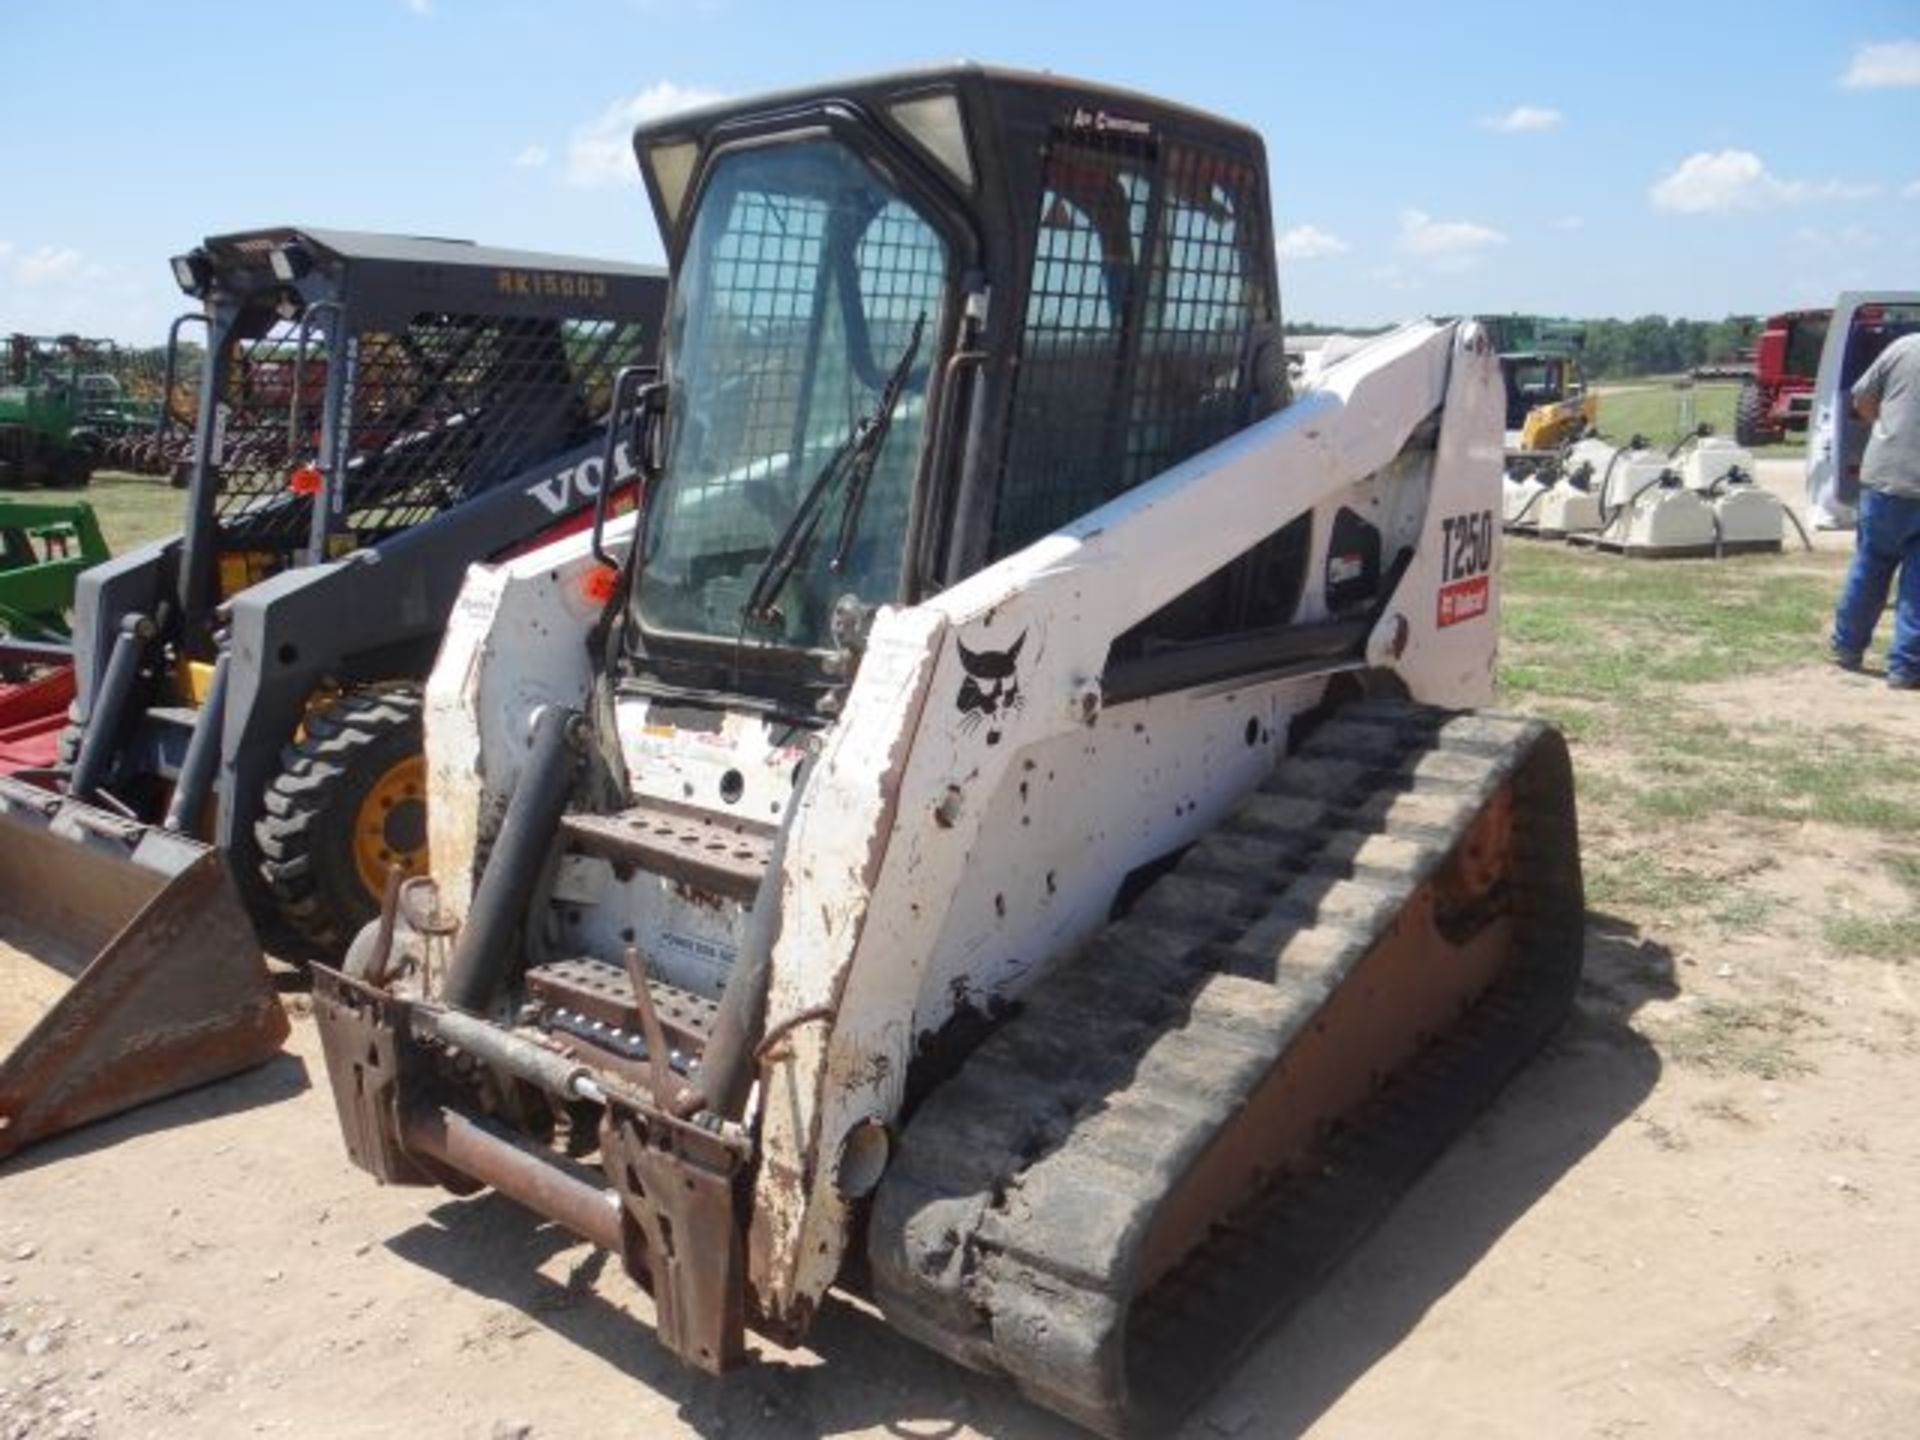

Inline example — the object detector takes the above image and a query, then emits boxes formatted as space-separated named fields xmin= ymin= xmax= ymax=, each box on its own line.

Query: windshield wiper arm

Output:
xmin=739 ymin=426 xmax=859 ymax=629
xmin=830 ymin=311 xmax=925 ymax=574
xmin=740 ymin=312 xmax=927 ymax=627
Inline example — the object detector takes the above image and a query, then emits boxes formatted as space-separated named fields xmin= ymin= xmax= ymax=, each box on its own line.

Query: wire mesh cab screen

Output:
xmin=990 ymin=123 xmax=1273 ymax=558
xmin=636 ymin=139 xmax=949 ymax=650
xmin=210 ymin=310 xmax=648 ymax=548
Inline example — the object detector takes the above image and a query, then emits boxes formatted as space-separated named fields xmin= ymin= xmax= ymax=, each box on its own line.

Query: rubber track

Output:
xmin=255 ymin=687 xmax=423 ymax=961
xmin=868 ymin=702 xmax=1584 ymax=1437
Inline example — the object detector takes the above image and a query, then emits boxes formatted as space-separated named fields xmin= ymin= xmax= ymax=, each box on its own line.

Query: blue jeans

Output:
xmin=1832 ymin=487 xmax=1920 ymax=682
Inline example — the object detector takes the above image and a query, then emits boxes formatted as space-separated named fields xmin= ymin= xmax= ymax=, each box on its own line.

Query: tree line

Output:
xmin=1291 ymin=315 xmax=1764 ymax=380
xmin=1572 ymin=316 xmax=1755 ymax=379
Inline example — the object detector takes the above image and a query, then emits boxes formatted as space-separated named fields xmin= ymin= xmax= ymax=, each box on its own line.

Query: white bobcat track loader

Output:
xmin=312 ymin=66 xmax=1584 ymax=1436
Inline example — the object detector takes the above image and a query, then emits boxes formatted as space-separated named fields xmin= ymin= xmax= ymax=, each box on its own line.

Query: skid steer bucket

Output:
xmin=0 ymin=776 xmax=289 ymax=1160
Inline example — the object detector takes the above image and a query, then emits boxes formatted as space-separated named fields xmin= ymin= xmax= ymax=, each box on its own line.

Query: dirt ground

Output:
xmin=7 ymin=515 xmax=1920 ymax=1438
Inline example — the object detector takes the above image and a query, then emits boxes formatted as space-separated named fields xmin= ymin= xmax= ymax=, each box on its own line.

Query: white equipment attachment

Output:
xmin=1680 ymin=437 xmax=1788 ymax=553
xmin=1502 ymin=466 xmax=1551 ymax=531
xmin=1579 ymin=434 xmax=1793 ymax=558
xmin=1532 ymin=437 xmax=1635 ymax=538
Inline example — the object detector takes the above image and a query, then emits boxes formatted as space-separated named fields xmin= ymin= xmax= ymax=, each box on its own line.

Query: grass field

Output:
xmin=1 ymin=470 xmax=182 ymax=555
xmin=1500 ymin=541 xmax=1831 ymax=702
xmin=1592 ymin=378 xmax=1805 ymax=457
xmin=1499 ymin=537 xmax=1920 ymax=1062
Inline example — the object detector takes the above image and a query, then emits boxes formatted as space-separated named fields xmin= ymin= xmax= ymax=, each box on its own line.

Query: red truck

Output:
xmin=1735 ymin=308 xmax=1828 ymax=446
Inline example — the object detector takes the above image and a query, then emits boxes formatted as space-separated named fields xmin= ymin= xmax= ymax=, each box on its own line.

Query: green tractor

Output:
xmin=0 ymin=333 xmax=120 ymax=489
xmin=0 ymin=496 xmax=109 ymax=772
xmin=0 ymin=497 xmax=106 ymax=641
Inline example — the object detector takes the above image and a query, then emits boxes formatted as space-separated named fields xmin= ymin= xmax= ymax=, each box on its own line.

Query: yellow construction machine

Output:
xmin=1502 ymin=349 xmax=1597 ymax=472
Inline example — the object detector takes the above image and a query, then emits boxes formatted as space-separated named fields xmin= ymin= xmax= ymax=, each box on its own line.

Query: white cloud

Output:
xmin=1904 ymin=179 xmax=1920 ymax=199
xmin=1276 ymin=224 xmax=1349 ymax=261
xmin=402 ymin=0 xmax=432 ymax=15
xmin=1794 ymin=224 xmax=1880 ymax=254
xmin=566 ymin=82 xmax=727 ymax=188
xmin=1396 ymin=209 xmax=1506 ymax=268
xmin=1649 ymin=149 xmax=1881 ymax=213
xmin=0 ymin=243 xmax=178 ymax=343
xmin=1651 ymin=150 xmax=1782 ymax=211
xmin=1548 ymin=215 xmax=1585 ymax=231
xmin=1481 ymin=104 xmax=1562 ymax=133
xmin=511 ymin=144 xmax=550 ymax=169
xmin=1840 ymin=39 xmax=1920 ymax=89
xmin=13 ymin=246 xmax=84 ymax=286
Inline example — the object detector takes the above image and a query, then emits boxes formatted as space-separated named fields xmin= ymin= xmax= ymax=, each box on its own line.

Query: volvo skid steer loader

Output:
xmin=0 ymin=229 xmax=664 ymax=1159
xmin=313 ymin=68 xmax=1584 ymax=1435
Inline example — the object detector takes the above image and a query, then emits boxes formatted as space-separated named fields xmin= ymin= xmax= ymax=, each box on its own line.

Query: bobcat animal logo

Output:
xmin=955 ymin=632 xmax=1026 ymax=746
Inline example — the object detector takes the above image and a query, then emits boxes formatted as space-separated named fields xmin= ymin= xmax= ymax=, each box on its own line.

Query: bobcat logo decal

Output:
xmin=955 ymin=632 xmax=1026 ymax=746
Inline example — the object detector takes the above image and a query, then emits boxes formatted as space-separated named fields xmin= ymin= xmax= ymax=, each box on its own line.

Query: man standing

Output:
xmin=1831 ymin=330 xmax=1920 ymax=689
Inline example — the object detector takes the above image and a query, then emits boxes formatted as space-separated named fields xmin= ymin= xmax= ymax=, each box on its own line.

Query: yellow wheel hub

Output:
xmin=352 ymin=753 xmax=429 ymax=901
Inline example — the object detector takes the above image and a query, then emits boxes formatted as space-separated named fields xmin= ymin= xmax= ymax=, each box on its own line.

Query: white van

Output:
xmin=1806 ymin=291 xmax=1920 ymax=527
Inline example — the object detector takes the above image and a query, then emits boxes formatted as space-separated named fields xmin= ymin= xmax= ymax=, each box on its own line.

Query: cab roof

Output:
xmin=629 ymin=61 xmax=1262 ymax=153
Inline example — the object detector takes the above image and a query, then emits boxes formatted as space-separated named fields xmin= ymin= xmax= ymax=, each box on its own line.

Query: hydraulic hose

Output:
xmin=1704 ymin=469 xmax=1816 ymax=552
xmin=1781 ymin=503 xmax=1815 ymax=552
xmin=1593 ymin=448 xmax=1633 ymax=531
xmin=1598 ymin=473 xmax=1672 ymax=543
xmin=1508 ymin=486 xmax=1547 ymax=527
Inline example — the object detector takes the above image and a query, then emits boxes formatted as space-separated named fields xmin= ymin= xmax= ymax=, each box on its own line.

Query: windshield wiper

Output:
xmin=829 ymin=311 xmax=926 ymax=574
xmin=740 ymin=312 xmax=926 ymax=628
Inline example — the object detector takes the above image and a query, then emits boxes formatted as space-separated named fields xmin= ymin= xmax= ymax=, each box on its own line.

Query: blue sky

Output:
xmin=4 ymin=0 xmax=1917 ymax=341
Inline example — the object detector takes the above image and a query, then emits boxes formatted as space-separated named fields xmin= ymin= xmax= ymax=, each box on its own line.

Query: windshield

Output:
xmin=636 ymin=139 xmax=951 ymax=650
xmin=1785 ymin=317 xmax=1828 ymax=380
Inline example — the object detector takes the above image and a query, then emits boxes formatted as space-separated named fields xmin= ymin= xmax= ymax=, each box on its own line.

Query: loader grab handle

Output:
xmin=592 ymin=367 xmax=662 ymax=569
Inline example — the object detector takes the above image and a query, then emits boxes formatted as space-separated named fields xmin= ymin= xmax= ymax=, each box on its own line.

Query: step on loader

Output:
xmin=0 ymin=229 xmax=665 ymax=1160
xmin=311 ymin=68 xmax=1584 ymax=1435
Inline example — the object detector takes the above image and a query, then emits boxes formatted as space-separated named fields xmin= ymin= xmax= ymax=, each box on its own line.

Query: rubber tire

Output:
xmin=46 ymin=450 xmax=93 ymax=489
xmin=1733 ymin=381 xmax=1764 ymax=448
xmin=255 ymin=688 xmax=426 ymax=960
